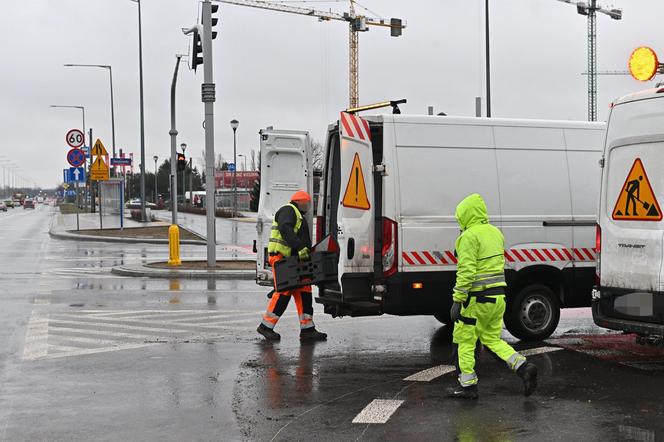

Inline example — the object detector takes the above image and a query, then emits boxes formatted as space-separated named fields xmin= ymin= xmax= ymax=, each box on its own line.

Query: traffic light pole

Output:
xmin=169 ymin=55 xmax=182 ymax=225
xmin=202 ymin=0 xmax=217 ymax=268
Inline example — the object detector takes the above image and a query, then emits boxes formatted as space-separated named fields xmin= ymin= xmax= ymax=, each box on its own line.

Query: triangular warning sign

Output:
xmin=91 ymin=138 xmax=108 ymax=157
xmin=612 ymin=158 xmax=662 ymax=221
xmin=342 ymin=153 xmax=370 ymax=210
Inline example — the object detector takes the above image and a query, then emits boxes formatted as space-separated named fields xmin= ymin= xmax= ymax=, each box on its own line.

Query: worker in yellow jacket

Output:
xmin=448 ymin=193 xmax=537 ymax=399
xmin=257 ymin=190 xmax=327 ymax=342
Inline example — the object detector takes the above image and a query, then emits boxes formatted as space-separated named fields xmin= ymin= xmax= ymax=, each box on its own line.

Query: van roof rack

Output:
xmin=346 ymin=99 xmax=406 ymax=115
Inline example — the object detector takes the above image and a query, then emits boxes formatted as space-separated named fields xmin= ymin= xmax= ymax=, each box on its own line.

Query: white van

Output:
xmin=257 ymin=113 xmax=605 ymax=340
xmin=594 ymin=89 xmax=664 ymax=344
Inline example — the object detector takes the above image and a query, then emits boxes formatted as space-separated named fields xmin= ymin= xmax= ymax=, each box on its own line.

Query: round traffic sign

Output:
xmin=67 ymin=148 xmax=86 ymax=167
xmin=66 ymin=129 xmax=84 ymax=148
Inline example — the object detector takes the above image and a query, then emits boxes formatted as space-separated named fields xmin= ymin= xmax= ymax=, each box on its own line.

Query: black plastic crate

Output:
xmin=273 ymin=251 xmax=338 ymax=292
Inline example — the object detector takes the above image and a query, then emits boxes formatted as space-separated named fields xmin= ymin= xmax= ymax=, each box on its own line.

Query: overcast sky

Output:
xmin=1 ymin=0 xmax=658 ymax=188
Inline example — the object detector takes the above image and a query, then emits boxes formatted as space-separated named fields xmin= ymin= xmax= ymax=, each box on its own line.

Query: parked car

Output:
xmin=23 ymin=199 xmax=35 ymax=209
xmin=125 ymin=199 xmax=157 ymax=209
xmin=0 ymin=202 xmax=6 ymax=212
xmin=3 ymin=200 xmax=13 ymax=208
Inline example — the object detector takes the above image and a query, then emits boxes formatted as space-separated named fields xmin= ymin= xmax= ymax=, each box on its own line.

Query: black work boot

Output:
xmin=257 ymin=324 xmax=281 ymax=341
xmin=516 ymin=362 xmax=538 ymax=397
xmin=446 ymin=384 xmax=479 ymax=400
xmin=300 ymin=327 xmax=327 ymax=342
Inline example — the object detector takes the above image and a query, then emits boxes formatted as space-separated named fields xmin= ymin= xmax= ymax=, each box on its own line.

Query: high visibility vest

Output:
xmin=452 ymin=223 xmax=507 ymax=303
xmin=267 ymin=203 xmax=302 ymax=257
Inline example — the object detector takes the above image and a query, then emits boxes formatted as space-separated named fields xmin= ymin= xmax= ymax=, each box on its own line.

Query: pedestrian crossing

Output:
xmin=22 ymin=308 xmax=265 ymax=361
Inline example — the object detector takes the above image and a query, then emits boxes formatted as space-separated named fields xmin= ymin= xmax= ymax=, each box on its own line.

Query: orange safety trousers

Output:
xmin=261 ymin=254 xmax=315 ymax=330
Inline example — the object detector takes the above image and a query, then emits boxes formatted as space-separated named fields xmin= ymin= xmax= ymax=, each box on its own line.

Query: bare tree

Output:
xmin=311 ymin=139 xmax=324 ymax=172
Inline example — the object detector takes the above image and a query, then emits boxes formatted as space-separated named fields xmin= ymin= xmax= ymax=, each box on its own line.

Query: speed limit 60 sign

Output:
xmin=66 ymin=129 xmax=84 ymax=148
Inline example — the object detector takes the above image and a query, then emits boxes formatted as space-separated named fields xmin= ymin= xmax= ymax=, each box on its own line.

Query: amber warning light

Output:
xmin=629 ymin=46 xmax=660 ymax=82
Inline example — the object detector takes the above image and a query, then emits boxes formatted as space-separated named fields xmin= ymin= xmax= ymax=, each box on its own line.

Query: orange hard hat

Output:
xmin=291 ymin=190 xmax=312 ymax=202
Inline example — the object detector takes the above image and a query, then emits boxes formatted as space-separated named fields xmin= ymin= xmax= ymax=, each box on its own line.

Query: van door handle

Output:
xmin=347 ymin=238 xmax=355 ymax=260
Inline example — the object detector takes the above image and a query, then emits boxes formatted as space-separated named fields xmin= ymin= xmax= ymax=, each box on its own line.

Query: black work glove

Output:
xmin=450 ymin=302 xmax=463 ymax=322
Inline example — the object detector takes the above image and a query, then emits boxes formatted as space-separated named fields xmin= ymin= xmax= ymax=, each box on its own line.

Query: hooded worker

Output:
xmin=448 ymin=193 xmax=537 ymax=399
xmin=257 ymin=190 xmax=327 ymax=342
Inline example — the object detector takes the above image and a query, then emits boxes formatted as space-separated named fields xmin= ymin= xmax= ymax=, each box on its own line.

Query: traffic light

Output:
xmin=210 ymin=4 xmax=219 ymax=40
xmin=390 ymin=18 xmax=403 ymax=37
xmin=187 ymin=3 xmax=219 ymax=72
xmin=190 ymin=26 xmax=203 ymax=72
xmin=177 ymin=153 xmax=186 ymax=171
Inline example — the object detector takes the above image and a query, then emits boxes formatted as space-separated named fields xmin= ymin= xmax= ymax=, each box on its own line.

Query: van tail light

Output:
xmin=595 ymin=223 xmax=601 ymax=286
xmin=316 ymin=216 xmax=324 ymax=243
xmin=382 ymin=217 xmax=398 ymax=278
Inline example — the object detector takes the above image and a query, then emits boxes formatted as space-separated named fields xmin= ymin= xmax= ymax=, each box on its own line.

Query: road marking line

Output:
xmin=351 ymin=399 xmax=404 ymax=424
xmin=48 ymin=326 xmax=169 ymax=341
xmin=22 ymin=311 xmax=49 ymax=361
xmin=403 ymin=365 xmax=456 ymax=382
xmin=520 ymin=346 xmax=563 ymax=357
xmin=44 ymin=343 xmax=151 ymax=359
xmin=54 ymin=315 xmax=255 ymax=331
xmin=48 ymin=318 xmax=196 ymax=334
xmin=48 ymin=334 xmax=132 ymax=347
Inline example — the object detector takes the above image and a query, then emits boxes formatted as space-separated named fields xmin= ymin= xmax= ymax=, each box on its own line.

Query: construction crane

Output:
xmin=555 ymin=0 xmax=622 ymax=121
xmin=214 ymin=0 xmax=406 ymax=108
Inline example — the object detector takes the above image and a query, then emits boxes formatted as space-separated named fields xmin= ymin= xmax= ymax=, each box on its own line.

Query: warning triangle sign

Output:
xmin=342 ymin=153 xmax=370 ymax=210
xmin=612 ymin=158 xmax=662 ymax=221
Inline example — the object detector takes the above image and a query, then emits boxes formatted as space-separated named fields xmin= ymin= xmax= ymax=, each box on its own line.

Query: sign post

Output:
xmin=90 ymin=139 xmax=110 ymax=228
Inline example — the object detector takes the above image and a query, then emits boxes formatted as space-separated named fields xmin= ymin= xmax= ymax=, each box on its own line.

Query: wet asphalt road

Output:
xmin=1 ymin=206 xmax=664 ymax=441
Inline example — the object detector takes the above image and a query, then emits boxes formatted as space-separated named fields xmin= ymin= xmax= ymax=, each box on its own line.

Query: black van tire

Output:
xmin=504 ymin=284 xmax=560 ymax=341
xmin=434 ymin=312 xmax=451 ymax=325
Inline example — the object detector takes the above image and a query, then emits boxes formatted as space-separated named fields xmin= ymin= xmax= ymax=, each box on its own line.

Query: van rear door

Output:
xmin=256 ymin=128 xmax=312 ymax=285
xmin=336 ymin=112 xmax=375 ymax=289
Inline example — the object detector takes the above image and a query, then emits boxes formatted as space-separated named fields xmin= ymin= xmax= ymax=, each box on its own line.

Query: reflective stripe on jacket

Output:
xmin=268 ymin=203 xmax=303 ymax=257
xmin=453 ymin=194 xmax=507 ymax=304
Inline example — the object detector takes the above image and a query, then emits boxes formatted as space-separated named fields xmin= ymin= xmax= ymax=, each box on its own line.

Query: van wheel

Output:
xmin=505 ymin=284 xmax=560 ymax=341
xmin=434 ymin=312 xmax=451 ymax=325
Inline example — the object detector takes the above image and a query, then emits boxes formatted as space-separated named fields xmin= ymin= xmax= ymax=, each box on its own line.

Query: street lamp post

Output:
xmin=49 ymin=104 xmax=88 ymax=217
xmin=180 ymin=143 xmax=187 ymax=206
xmin=153 ymin=155 xmax=158 ymax=204
xmin=238 ymin=153 xmax=247 ymax=171
xmin=63 ymin=64 xmax=116 ymax=168
xmin=230 ymin=119 xmax=239 ymax=216
xmin=130 ymin=0 xmax=147 ymax=221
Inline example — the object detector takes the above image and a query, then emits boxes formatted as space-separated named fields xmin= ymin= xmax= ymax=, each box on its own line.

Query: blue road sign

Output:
xmin=82 ymin=146 xmax=90 ymax=158
xmin=68 ymin=167 xmax=86 ymax=183
xmin=111 ymin=157 xmax=132 ymax=166
xmin=67 ymin=148 xmax=86 ymax=167
xmin=63 ymin=169 xmax=69 ymax=183
xmin=228 ymin=163 xmax=236 ymax=172
xmin=65 ymin=189 xmax=76 ymax=197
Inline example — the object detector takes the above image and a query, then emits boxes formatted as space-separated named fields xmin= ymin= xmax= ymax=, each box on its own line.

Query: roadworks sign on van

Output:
xmin=257 ymin=111 xmax=605 ymax=341
xmin=595 ymin=88 xmax=664 ymax=345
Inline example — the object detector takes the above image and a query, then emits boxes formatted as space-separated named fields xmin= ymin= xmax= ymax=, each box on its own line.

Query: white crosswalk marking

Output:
xmin=22 ymin=308 xmax=264 ymax=361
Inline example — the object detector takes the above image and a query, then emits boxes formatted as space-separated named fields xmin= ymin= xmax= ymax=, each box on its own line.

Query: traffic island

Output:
xmin=111 ymin=259 xmax=255 ymax=279
xmin=49 ymin=225 xmax=206 ymax=245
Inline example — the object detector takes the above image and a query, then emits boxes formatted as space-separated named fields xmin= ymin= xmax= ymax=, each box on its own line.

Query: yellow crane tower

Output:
xmin=215 ymin=0 xmax=406 ymax=108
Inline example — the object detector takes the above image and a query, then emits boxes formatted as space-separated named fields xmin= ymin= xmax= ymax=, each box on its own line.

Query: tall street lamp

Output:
xmin=153 ymin=155 xmax=158 ymax=203
xmin=230 ymin=119 xmax=239 ymax=216
xmin=49 ymin=104 xmax=89 ymax=211
xmin=63 ymin=64 xmax=117 ymax=166
xmin=238 ymin=153 xmax=247 ymax=171
xmin=180 ymin=143 xmax=187 ymax=205
xmin=130 ymin=0 xmax=147 ymax=221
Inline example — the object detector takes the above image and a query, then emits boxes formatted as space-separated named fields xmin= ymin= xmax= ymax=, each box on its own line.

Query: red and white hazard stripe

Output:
xmin=340 ymin=112 xmax=371 ymax=143
xmin=402 ymin=248 xmax=597 ymax=266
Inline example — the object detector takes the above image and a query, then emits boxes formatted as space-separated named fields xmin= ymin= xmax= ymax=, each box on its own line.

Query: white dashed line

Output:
xmin=351 ymin=399 xmax=404 ymax=424
xmin=403 ymin=365 xmax=456 ymax=382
